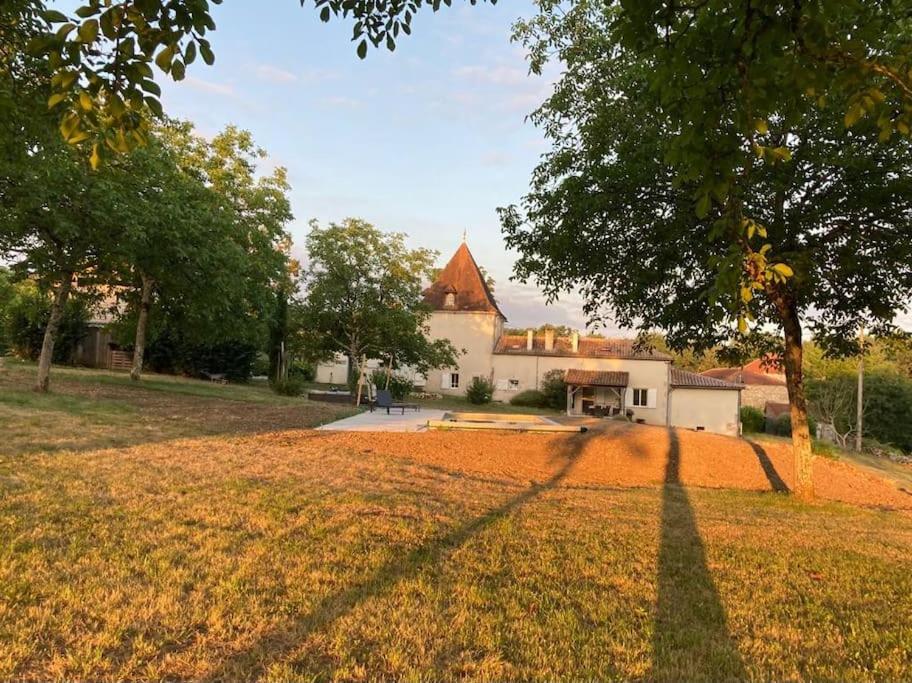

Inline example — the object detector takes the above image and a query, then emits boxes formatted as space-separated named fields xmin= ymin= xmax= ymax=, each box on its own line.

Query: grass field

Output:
xmin=0 ymin=361 xmax=355 ymax=456
xmin=2 ymin=362 xmax=911 ymax=680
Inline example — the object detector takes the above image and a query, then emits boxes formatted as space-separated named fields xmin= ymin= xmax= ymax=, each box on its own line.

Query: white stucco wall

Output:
xmin=424 ymin=311 xmax=501 ymax=394
xmin=314 ymin=355 xmax=349 ymax=385
xmin=668 ymin=388 xmax=741 ymax=436
xmin=490 ymin=355 xmax=671 ymax=426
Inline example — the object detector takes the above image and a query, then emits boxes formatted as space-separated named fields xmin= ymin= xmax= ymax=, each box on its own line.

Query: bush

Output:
xmin=288 ymin=361 xmax=316 ymax=382
xmin=740 ymin=406 xmax=765 ymax=433
xmin=271 ymin=377 xmax=305 ymax=396
xmin=510 ymin=389 xmax=548 ymax=408
xmin=251 ymin=352 xmax=270 ymax=377
xmin=541 ymin=369 xmax=567 ymax=409
xmin=5 ymin=283 xmax=89 ymax=362
xmin=771 ymin=413 xmax=817 ymax=438
xmin=145 ymin=330 xmax=258 ymax=382
xmin=466 ymin=376 xmax=495 ymax=404
xmin=370 ymin=370 xmax=415 ymax=400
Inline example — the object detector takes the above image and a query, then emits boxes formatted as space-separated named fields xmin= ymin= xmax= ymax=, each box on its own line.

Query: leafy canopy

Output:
xmin=300 ymin=218 xmax=458 ymax=374
xmin=502 ymin=0 xmax=912 ymax=354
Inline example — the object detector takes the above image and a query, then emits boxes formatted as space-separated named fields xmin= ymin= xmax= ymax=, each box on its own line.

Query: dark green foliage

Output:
xmin=540 ymin=369 xmax=568 ymax=409
xmin=251 ymin=352 xmax=270 ymax=377
xmin=466 ymin=376 xmax=495 ymax=405
xmin=0 ymin=268 xmax=14 ymax=355
xmin=288 ymin=362 xmax=316 ymax=383
xmin=370 ymin=370 xmax=415 ymax=401
xmin=271 ymin=377 xmax=305 ymax=397
xmin=510 ymin=389 xmax=548 ymax=408
xmin=771 ymin=414 xmax=818 ymax=439
xmin=860 ymin=372 xmax=912 ymax=453
xmin=740 ymin=406 xmax=765 ymax=434
xmin=145 ymin=331 xmax=257 ymax=382
xmin=5 ymin=284 xmax=89 ymax=363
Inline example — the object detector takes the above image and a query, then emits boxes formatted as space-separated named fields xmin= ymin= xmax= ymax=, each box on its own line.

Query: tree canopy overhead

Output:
xmin=502 ymin=0 xmax=912 ymax=498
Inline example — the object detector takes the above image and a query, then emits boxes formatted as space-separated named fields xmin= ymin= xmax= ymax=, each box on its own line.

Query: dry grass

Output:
xmin=0 ymin=361 xmax=354 ymax=455
xmin=2 ymin=419 xmax=912 ymax=680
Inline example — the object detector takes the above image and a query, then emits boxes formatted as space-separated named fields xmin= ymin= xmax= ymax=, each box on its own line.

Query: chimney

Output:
xmin=571 ymin=330 xmax=579 ymax=353
xmin=526 ymin=329 xmax=534 ymax=351
xmin=544 ymin=328 xmax=555 ymax=352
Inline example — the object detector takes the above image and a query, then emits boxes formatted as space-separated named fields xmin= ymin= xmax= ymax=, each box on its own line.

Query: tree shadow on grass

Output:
xmin=748 ymin=440 xmax=790 ymax=493
xmin=652 ymin=429 xmax=746 ymax=681
xmin=203 ymin=430 xmax=595 ymax=681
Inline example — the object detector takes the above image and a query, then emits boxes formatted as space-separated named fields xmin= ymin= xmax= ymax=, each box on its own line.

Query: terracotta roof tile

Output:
xmin=423 ymin=243 xmax=504 ymax=318
xmin=701 ymin=366 xmax=786 ymax=386
xmin=671 ymin=367 xmax=743 ymax=390
xmin=494 ymin=335 xmax=671 ymax=360
xmin=564 ymin=369 xmax=630 ymax=387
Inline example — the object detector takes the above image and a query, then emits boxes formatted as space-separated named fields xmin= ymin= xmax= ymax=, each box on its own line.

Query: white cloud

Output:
xmin=254 ymin=64 xmax=298 ymax=84
xmin=453 ymin=64 xmax=529 ymax=87
xmin=185 ymin=77 xmax=236 ymax=97
xmin=320 ymin=95 xmax=363 ymax=109
xmin=480 ymin=151 xmax=512 ymax=167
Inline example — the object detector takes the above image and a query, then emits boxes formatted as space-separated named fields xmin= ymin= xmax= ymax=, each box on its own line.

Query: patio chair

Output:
xmin=371 ymin=389 xmax=420 ymax=414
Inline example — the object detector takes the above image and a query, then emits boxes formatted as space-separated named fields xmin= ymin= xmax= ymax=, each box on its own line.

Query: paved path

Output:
xmin=317 ymin=409 xmax=447 ymax=432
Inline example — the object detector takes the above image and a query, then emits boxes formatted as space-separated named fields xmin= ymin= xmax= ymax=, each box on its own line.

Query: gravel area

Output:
xmin=193 ymin=421 xmax=912 ymax=511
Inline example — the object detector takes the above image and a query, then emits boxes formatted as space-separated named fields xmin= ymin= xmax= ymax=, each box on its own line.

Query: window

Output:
xmin=447 ymin=372 xmax=459 ymax=389
xmin=632 ymin=388 xmax=648 ymax=408
xmin=444 ymin=292 xmax=456 ymax=308
xmin=508 ymin=379 xmax=520 ymax=391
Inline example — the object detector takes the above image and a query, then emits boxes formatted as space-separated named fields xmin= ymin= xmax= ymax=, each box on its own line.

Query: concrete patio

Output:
xmin=316 ymin=408 xmax=447 ymax=432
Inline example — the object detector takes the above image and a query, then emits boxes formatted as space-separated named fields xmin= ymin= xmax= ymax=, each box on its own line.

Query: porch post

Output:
xmin=566 ymin=385 xmax=572 ymax=416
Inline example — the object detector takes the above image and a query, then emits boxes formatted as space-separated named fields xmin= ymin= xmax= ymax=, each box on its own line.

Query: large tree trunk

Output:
xmin=130 ymin=273 xmax=154 ymax=381
xmin=774 ymin=292 xmax=814 ymax=500
xmin=35 ymin=272 xmax=73 ymax=393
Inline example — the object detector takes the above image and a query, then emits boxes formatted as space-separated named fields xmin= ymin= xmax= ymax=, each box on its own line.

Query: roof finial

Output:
xmin=462 ymin=229 xmax=467 ymax=244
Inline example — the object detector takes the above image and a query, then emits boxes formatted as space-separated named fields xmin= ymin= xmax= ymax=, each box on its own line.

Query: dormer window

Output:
xmin=443 ymin=286 xmax=457 ymax=309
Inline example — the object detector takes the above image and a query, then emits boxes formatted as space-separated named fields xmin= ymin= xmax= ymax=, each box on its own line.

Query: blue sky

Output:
xmin=153 ymin=0 xmax=599 ymax=330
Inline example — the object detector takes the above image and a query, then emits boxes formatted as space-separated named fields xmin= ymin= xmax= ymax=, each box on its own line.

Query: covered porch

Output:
xmin=564 ymin=369 xmax=629 ymax=417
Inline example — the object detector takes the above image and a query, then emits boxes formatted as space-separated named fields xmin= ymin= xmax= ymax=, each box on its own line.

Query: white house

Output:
xmin=317 ymin=241 xmax=744 ymax=436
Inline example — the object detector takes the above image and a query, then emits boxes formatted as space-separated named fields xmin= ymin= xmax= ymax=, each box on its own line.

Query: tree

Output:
xmin=501 ymin=2 xmax=912 ymax=498
xmin=106 ymin=121 xmax=291 ymax=382
xmin=300 ymin=218 xmax=458 ymax=404
xmin=0 ymin=77 xmax=129 ymax=390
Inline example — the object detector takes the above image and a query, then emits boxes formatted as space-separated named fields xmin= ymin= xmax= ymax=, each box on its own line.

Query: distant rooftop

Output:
xmin=495 ymin=335 xmax=672 ymax=361
xmin=671 ymin=367 xmax=743 ymax=391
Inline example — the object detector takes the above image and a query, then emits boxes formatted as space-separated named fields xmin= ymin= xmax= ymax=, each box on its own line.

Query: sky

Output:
xmin=151 ymin=0 xmax=602 ymax=331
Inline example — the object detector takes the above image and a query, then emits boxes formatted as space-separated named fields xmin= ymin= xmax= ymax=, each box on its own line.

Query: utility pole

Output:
xmin=855 ymin=327 xmax=865 ymax=452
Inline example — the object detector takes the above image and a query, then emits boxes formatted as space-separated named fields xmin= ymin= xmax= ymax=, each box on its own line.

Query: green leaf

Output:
xmin=357 ymin=39 xmax=367 ymax=59
xmin=155 ymin=46 xmax=175 ymax=73
xmin=48 ymin=92 xmax=68 ymax=109
xmin=200 ymin=43 xmax=215 ymax=65
xmin=695 ymin=193 xmax=711 ymax=219
xmin=77 ymin=19 xmax=99 ymax=43
xmin=41 ymin=9 xmax=69 ymax=23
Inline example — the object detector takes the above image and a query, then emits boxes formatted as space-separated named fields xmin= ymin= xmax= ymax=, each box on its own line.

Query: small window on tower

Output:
xmin=444 ymin=292 xmax=456 ymax=308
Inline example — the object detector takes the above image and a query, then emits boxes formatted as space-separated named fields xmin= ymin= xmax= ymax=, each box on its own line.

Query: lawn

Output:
xmin=0 ymin=361 xmax=355 ymax=455
xmin=1 ymin=404 xmax=911 ymax=680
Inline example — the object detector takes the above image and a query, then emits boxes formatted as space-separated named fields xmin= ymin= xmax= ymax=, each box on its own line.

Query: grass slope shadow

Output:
xmin=203 ymin=431 xmax=596 ymax=681
xmin=651 ymin=429 xmax=746 ymax=681
xmin=748 ymin=440 xmax=790 ymax=493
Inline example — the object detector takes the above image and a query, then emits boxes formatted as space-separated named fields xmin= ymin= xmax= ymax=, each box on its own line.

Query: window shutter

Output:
xmin=647 ymin=388 xmax=657 ymax=409
xmin=442 ymin=372 xmax=451 ymax=389
xmin=496 ymin=379 xmax=509 ymax=390
xmin=624 ymin=388 xmax=634 ymax=407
